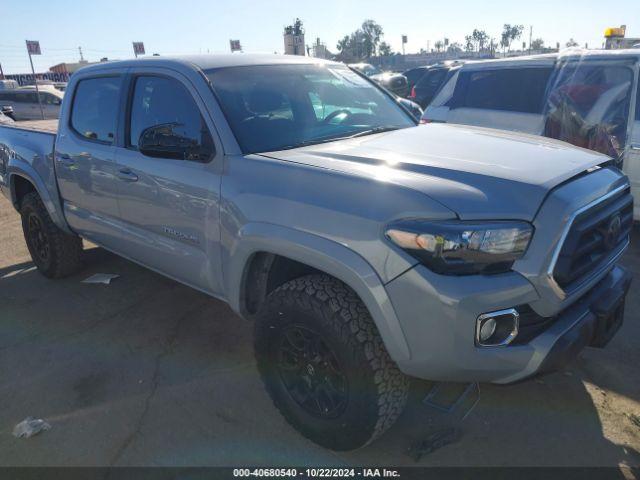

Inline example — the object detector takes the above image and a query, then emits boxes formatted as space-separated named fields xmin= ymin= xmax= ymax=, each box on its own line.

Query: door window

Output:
xmin=0 ymin=92 xmax=16 ymax=102
xmin=41 ymin=93 xmax=62 ymax=105
xmin=461 ymin=67 xmax=553 ymax=113
xmin=128 ymin=76 xmax=214 ymax=162
xmin=416 ymin=69 xmax=447 ymax=93
xmin=636 ymin=79 xmax=640 ymax=121
xmin=544 ymin=63 xmax=634 ymax=157
xmin=10 ymin=92 xmax=37 ymax=103
xmin=70 ymin=77 xmax=121 ymax=143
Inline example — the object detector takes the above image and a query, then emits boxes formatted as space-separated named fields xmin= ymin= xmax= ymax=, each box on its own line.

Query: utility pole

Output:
xmin=529 ymin=25 xmax=533 ymax=54
xmin=78 ymin=46 xmax=84 ymax=62
xmin=0 ymin=62 xmax=4 ymax=79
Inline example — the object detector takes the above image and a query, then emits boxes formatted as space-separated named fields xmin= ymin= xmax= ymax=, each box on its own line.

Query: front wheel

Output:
xmin=255 ymin=274 xmax=409 ymax=451
xmin=20 ymin=192 xmax=83 ymax=278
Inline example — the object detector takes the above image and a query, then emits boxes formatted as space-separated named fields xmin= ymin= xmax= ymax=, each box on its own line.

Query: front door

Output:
xmin=55 ymin=75 xmax=124 ymax=246
xmin=113 ymin=69 xmax=224 ymax=295
xmin=625 ymin=69 xmax=640 ymax=220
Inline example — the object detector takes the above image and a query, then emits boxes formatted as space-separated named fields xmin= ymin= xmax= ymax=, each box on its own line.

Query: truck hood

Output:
xmin=261 ymin=123 xmax=610 ymax=220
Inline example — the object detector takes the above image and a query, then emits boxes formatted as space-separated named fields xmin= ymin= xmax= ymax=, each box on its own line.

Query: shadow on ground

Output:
xmin=0 ymin=231 xmax=639 ymax=467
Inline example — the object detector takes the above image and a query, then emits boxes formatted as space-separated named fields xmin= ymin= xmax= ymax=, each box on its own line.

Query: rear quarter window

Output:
xmin=70 ymin=76 xmax=121 ymax=144
xmin=460 ymin=67 xmax=553 ymax=114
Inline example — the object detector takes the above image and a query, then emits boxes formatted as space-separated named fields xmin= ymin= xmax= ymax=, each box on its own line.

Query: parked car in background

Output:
xmin=349 ymin=63 xmax=409 ymax=97
xmin=422 ymin=50 xmax=640 ymax=219
xmin=0 ymin=87 xmax=64 ymax=120
xmin=52 ymin=82 xmax=68 ymax=92
xmin=0 ymin=107 xmax=15 ymax=125
xmin=395 ymin=95 xmax=423 ymax=120
xmin=0 ymin=80 xmax=19 ymax=91
xmin=403 ymin=66 xmax=429 ymax=92
xmin=0 ymin=54 xmax=632 ymax=451
xmin=408 ymin=61 xmax=465 ymax=109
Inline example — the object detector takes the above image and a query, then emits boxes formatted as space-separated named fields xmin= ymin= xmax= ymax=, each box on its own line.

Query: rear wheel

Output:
xmin=255 ymin=274 xmax=409 ymax=451
xmin=20 ymin=192 xmax=82 ymax=278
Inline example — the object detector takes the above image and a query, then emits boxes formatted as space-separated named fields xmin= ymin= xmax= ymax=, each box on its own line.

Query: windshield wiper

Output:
xmin=347 ymin=125 xmax=404 ymax=138
xmin=262 ymin=126 xmax=406 ymax=153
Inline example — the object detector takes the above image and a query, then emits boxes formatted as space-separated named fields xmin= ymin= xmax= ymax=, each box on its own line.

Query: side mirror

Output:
xmin=138 ymin=122 xmax=194 ymax=160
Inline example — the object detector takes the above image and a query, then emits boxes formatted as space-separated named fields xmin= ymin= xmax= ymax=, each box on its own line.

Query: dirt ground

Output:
xmin=1 ymin=194 xmax=639 ymax=468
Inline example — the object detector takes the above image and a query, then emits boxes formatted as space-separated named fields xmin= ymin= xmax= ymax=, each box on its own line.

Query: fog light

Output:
xmin=476 ymin=309 xmax=519 ymax=347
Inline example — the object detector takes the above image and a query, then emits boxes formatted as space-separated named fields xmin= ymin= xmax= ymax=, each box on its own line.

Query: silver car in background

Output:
xmin=0 ymin=86 xmax=64 ymax=120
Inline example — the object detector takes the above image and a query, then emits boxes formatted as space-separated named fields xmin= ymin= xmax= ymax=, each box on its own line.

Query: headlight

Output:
xmin=385 ymin=220 xmax=533 ymax=275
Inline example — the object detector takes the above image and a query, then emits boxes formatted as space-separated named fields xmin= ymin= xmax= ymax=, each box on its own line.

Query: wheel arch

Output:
xmin=8 ymin=169 xmax=71 ymax=234
xmin=226 ymin=222 xmax=412 ymax=363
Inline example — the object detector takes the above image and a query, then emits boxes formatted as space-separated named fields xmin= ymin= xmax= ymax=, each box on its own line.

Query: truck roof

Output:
xmin=462 ymin=48 xmax=640 ymax=70
xmin=76 ymin=54 xmax=339 ymax=75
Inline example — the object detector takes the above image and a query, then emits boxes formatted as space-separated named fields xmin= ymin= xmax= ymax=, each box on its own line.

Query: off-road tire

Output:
xmin=20 ymin=192 xmax=82 ymax=278
xmin=255 ymin=274 xmax=409 ymax=451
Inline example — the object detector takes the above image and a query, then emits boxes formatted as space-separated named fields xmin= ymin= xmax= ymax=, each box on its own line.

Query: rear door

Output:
xmin=447 ymin=66 xmax=553 ymax=134
xmin=55 ymin=74 xmax=125 ymax=246
xmin=19 ymin=92 xmax=43 ymax=120
xmin=112 ymin=68 xmax=224 ymax=294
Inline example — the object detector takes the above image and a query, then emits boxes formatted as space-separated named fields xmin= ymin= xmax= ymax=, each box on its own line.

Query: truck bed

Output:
xmin=2 ymin=119 xmax=58 ymax=135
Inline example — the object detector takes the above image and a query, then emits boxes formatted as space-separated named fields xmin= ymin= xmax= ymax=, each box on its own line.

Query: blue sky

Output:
xmin=1 ymin=0 xmax=639 ymax=74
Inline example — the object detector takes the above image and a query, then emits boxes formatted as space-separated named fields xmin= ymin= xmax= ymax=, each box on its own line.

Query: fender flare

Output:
xmin=225 ymin=222 xmax=412 ymax=363
xmin=8 ymin=167 xmax=71 ymax=234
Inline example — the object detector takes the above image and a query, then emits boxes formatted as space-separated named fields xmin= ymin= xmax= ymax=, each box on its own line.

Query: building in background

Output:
xmin=604 ymin=25 xmax=640 ymax=49
xmin=284 ymin=18 xmax=305 ymax=56
xmin=311 ymin=38 xmax=330 ymax=59
xmin=49 ymin=60 xmax=91 ymax=74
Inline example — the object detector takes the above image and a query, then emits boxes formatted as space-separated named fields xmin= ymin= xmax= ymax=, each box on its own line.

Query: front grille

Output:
xmin=553 ymin=187 xmax=632 ymax=292
xmin=511 ymin=305 xmax=556 ymax=345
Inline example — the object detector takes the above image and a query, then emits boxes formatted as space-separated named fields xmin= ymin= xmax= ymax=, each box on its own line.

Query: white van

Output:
xmin=422 ymin=50 xmax=640 ymax=219
xmin=0 ymin=87 xmax=64 ymax=120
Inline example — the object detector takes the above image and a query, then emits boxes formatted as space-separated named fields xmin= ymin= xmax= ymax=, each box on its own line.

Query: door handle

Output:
xmin=56 ymin=153 xmax=75 ymax=168
xmin=117 ymin=168 xmax=138 ymax=182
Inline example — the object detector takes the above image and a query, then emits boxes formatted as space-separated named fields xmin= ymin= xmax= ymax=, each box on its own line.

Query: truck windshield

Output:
xmin=206 ymin=64 xmax=415 ymax=154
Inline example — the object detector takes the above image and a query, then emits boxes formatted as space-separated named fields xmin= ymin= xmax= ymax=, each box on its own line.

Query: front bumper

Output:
xmin=385 ymin=263 xmax=631 ymax=384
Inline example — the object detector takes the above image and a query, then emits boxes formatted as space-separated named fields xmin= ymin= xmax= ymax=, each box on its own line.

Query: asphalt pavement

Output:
xmin=1 ymin=194 xmax=639 ymax=467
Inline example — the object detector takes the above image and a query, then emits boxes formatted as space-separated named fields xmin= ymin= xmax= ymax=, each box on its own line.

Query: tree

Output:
xmin=531 ymin=38 xmax=544 ymax=50
xmin=335 ymin=20 xmax=385 ymax=61
xmin=378 ymin=41 xmax=393 ymax=56
xmin=434 ymin=40 xmax=444 ymax=52
xmin=337 ymin=35 xmax=350 ymax=55
xmin=566 ymin=38 xmax=579 ymax=48
xmin=447 ymin=42 xmax=462 ymax=54
xmin=472 ymin=29 xmax=490 ymax=51
xmin=500 ymin=24 xmax=524 ymax=52
xmin=464 ymin=35 xmax=475 ymax=52
xmin=361 ymin=19 xmax=384 ymax=57
xmin=464 ymin=29 xmax=490 ymax=52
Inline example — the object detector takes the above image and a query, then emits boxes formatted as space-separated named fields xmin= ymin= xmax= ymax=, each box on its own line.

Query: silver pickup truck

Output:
xmin=0 ymin=54 xmax=633 ymax=451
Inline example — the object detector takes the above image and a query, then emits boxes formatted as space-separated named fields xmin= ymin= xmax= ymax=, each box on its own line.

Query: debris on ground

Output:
xmin=12 ymin=417 xmax=51 ymax=438
xmin=629 ymin=414 xmax=640 ymax=428
xmin=82 ymin=273 xmax=120 ymax=285
xmin=407 ymin=427 xmax=461 ymax=462
xmin=422 ymin=382 xmax=480 ymax=421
